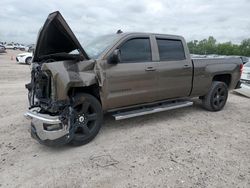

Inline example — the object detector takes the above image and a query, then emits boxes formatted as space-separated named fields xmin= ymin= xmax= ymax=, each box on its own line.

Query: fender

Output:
xmin=42 ymin=59 xmax=97 ymax=100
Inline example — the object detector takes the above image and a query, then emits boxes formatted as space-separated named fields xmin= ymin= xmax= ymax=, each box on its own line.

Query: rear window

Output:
xmin=156 ymin=39 xmax=185 ymax=61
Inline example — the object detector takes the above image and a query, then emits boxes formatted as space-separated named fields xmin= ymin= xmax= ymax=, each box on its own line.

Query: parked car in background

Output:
xmin=0 ymin=45 xmax=6 ymax=53
xmin=240 ymin=56 xmax=249 ymax=64
xmin=25 ymin=44 xmax=35 ymax=52
xmin=241 ymin=62 xmax=250 ymax=84
xmin=5 ymin=43 xmax=17 ymax=50
xmin=0 ymin=44 xmax=6 ymax=50
xmin=16 ymin=52 xmax=32 ymax=64
xmin=17 ymin=44 xmax=26 ymax=51
xmin=234 ymin=62 xmax=250 ymax=97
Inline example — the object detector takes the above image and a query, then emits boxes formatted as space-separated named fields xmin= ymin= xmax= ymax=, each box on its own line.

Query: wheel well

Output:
xmin=68 ymin=84 xmax=101 ymax=104
xmin=25 ymin=56 xmax=31 ymax=62
xmin=213 ymin=74 xmax=231 ymax=87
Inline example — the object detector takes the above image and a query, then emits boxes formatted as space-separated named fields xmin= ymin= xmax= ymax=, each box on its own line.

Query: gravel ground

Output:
xmin=0 ymin=50 xmax=249 ymax=188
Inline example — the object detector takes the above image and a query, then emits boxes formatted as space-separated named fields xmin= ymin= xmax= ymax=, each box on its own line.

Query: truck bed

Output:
xmin=190 ymin=57 xmax=242 ymax=97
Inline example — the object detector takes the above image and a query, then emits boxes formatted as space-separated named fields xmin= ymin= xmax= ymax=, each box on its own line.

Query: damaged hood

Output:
xmin=33 ymin=11 xmax=89 ymax=62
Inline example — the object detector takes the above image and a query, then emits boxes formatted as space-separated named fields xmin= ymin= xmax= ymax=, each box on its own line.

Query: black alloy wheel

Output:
xmin=70 ymin=93 xmax=103 ymax=146
xmin=202 ymin=81 xmax=228 ymax=111
xmin=212 ymin=86 xmax=227 ymax=109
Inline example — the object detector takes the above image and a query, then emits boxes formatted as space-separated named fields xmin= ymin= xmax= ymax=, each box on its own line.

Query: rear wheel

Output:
xmin=201 ymin=81 xmax=228 ymax=111
xmin=70 ymin=93 xmax=103 ymax=146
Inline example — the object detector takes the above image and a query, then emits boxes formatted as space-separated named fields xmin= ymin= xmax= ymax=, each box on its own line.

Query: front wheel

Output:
xmin=70 ymin=93 xmax=103 ymax=146
xmin=25 ymin=57 xmax=32 ymax=65
xmin=201 ymin=81 xmax=228 ymax=111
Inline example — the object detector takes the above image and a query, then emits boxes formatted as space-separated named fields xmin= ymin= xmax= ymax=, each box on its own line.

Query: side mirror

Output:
xmin=108 ymin=49 xmax=121 ymax=64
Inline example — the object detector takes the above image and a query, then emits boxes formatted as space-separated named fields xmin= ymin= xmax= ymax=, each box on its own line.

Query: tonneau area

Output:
xmin=191 ymin=57 xmax=242 ymax=97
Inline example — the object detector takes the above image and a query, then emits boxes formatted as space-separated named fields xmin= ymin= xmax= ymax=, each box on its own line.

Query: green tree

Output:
xmin=240 ymin=39 xmax=250 ymax=56
xmin=187 ymin=36 xmax=250 ymax=57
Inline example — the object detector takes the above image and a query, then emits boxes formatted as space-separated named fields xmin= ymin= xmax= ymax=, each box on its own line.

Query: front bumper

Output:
xmin=16 ymin=56 xmax=25 ymax=63
xmin=24 ymin=108 xmax=71 ymax=146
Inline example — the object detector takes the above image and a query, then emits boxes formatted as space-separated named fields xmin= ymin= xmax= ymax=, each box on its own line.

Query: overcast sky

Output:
xmin=0 ymin=0 xmax=250 ymax=44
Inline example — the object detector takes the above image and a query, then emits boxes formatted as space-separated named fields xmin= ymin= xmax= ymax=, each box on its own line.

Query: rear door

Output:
xmin=105 ymin=36 xmax=158 ymax=109
xmin=155 ymin=36 xmax=193 ymax=100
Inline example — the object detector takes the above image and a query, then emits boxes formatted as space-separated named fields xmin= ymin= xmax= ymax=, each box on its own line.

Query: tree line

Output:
xmin=187 ymin=36 xmax=250 ymax=56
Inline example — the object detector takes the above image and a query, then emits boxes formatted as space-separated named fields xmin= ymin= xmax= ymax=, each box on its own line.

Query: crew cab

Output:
xmin=25 ymin=11 xmax=243 ymax=146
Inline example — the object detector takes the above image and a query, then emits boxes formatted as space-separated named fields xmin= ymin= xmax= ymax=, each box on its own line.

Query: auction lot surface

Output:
xmin=0 ymin=50 xmax=249 ymax=187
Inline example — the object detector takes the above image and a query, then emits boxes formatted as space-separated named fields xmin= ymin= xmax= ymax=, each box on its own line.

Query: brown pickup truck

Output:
xmin=25 ymin=11 xmax=243 ymax=146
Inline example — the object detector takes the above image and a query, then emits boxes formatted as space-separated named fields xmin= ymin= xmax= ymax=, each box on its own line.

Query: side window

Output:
xmin=156 ymin=39 xmax=185 ymax=61
xmin=119 ymin=38 xmax=151 ymax=63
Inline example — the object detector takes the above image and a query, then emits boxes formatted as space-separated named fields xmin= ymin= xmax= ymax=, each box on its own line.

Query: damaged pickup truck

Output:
xmin=25 ymin=11 xmax=243 ymax=146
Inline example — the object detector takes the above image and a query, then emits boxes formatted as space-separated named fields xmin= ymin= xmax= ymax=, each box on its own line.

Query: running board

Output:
xmin=112 ymin=100 xmax=193 ymax=120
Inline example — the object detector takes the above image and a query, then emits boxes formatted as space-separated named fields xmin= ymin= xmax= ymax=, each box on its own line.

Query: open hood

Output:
xmin=33 ymin=11 xmax=89 ymax=62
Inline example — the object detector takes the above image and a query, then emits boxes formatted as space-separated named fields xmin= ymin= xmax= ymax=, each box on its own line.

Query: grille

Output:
xmin=35 ymin=71 xmax=51 ymax=100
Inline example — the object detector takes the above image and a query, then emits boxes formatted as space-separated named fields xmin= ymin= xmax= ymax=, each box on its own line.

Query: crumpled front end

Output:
xmin=24 ymin=62 xmax=72 ymax=146
xmin=24 ymin=11 xmax=100 ymax=146
xmin=24 ymin=59 xmax=97 ymax=146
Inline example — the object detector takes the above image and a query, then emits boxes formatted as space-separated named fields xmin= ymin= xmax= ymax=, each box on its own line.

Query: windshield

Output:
xmin=244 ymin=62 xmax=250 ymax=67
xmin=84 ymin=34 xmax=120 ymax=59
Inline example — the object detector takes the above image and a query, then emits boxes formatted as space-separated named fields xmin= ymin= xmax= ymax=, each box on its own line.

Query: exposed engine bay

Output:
xmin=25 ymin=60 xmax=76 ymax=145
xmin=25 ymin=49 xmax=97 ymax=145
xmin=26 ymin=58 xmax=65 ymax=114
xmin=24 ymin=11 xmax=103 ymax=146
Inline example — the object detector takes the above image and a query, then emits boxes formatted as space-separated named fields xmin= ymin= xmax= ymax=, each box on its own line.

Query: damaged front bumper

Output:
xmin=24 ymin=108 xmax=72 ymax=146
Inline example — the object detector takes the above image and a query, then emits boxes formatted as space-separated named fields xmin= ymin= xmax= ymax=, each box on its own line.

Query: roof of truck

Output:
xmin=115 ymin=32 xmax=184 ymax=39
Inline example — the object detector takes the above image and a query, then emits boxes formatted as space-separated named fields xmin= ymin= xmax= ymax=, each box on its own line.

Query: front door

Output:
xmin=105 ymin=37 xmax=158 ymax=109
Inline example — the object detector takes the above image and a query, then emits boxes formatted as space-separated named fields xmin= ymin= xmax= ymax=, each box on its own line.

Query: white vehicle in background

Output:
xmin=235 ymin=62 xmax=250 ymax=97
xmin=241 ymin=62 xmax=250 ymax=84
xmin=25 ymin=44 xmax=35 ymax=52
xmin=5 ymin=43 xmax=18 ymax=50
xmin=17 ymin=44 xmax=26 ymax=51
xmin=16 ymin=52 xmax=33 ymax=65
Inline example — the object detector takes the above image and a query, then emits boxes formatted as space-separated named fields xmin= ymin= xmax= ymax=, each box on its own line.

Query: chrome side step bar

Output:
xmin=113 ymin=100 xmax=193 ymax=120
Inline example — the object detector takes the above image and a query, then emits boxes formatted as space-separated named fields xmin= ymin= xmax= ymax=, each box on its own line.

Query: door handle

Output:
xmin=183 ymin=64 xmax=190 ymax=69
xmin=145 ymin=67 xmax=156 ymax=71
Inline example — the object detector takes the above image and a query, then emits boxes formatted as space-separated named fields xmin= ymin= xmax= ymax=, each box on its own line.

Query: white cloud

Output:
xmin=0 ymin=0 xmax=249 ymax=44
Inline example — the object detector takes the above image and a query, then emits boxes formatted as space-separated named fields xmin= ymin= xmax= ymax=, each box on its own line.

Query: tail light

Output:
xmin=240 ymin=64 xmax=243 ymax=77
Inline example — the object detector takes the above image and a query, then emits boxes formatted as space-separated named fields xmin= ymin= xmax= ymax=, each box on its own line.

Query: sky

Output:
xmin=0 ymin=0 xmax=250 ymax=45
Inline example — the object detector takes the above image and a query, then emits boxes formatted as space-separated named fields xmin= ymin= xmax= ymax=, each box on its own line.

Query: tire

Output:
xmin=70 ymin=93 xmax=103 ymax=146
xmin=201 ymin=81 xmax=228 ymax=111
xmin=25 ymin=57 xmax=32 ymax=65
xmin=13 ymin=47 xmax=17 ymax=50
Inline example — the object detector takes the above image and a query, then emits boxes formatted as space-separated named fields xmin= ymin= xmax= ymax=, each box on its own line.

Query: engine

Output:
xmin=26 ymin=63 xmax=51 ymax=107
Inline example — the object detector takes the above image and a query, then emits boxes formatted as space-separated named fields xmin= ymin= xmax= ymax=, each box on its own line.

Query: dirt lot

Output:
xmin=0 ymin=50 xmax=249 ymax=188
